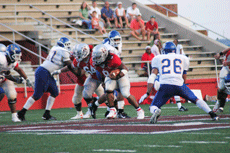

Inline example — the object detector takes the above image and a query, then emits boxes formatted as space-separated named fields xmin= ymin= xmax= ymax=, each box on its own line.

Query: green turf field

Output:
xmin=0 ymin=102 xmax=230 ymax=153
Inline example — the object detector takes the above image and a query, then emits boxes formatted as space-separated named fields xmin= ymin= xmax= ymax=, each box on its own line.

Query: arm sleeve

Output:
xmin=151 ymin=57 xmax=159 ymax=70
xmin=13 ymin=62 xmax=19 ymax=69
xmin=62 ymin=51 xmax=71 ymax=62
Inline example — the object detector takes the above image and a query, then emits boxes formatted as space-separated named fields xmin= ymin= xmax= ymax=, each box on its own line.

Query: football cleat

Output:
xmin=83 ymin=110 xmax=91 ymax=119
xmin=70 ymin=111 xmax=83 ymax=119
xmin=217 ymin=107 xmax=224 ymax=113
xmin=89 ymin=102 xmax=98 ymax=119
xmin=106 ymin=108 xmax=117 ymax=119
xmin=17 ymin=111 xmax=26 ymax=121
xmin=42 ymin=113 xmax=57 ymax=120
xmin=117 ymin=112 xmax=131 ymax=118
xmin=209 ymin=111 xmax=219 ymax=121
xmin=213 ymin=100 xmax=220 ymax=112
xmin=149 ymin=108 xmax=161 ymax=124
xmin=137 ymin=108 xmax=145 ymax=119
xmin=12 ymin=116 xmax=21 ymax=122
xmin=179 ymin=106 xmax=188 ymax=111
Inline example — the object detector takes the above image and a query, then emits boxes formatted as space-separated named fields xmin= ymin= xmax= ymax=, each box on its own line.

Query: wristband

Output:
xmin=220 ymin=52 xmax=224 ymax=56
xmin=146 ymin=92 xmax=150 ymax=96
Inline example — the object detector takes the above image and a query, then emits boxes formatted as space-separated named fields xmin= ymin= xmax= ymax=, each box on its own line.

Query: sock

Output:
xmin=149 ymin=106 xmax=159 ymax=114
xmin=24 ymin=97 xmax=36 ymax=110
xmin=118 ymin=109 xmax=124 ymax=114
xmin=12 ymin=113 xmax=17 ymax=118
xmin=177 ymin=102 xmax=182 ymax=109
xmin=74 ymin=103 xmax=82 ymax=111
xmin=44 ymin=110 xmax=50 ymax=115
xmin=118 ymin=101 xmax=125 ymax=109
xmin=45 ymin=96 xmax=55 ymax=111
xmin=20 ymin=108 xmax=27 ymax=114
xmin=196 ymin=99 xmax=211 ymax=113
xmin=95 ymin=100 xmax=100 ymax=107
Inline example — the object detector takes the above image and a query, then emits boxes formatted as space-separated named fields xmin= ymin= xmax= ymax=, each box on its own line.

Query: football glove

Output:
xmin=26 ymin=78 xmax=34 ymax=89
xmin=139 ymin=93 xmax=148 ymax=104
xmin=51 ymin=70 xmax=61 ymax=77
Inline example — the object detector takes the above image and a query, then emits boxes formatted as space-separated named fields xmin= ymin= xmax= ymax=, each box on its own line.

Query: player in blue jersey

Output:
xmin=139 ymin=42 xmax=219 ymax=124
xmin=17 ymin=37 xmax=77 ymax=121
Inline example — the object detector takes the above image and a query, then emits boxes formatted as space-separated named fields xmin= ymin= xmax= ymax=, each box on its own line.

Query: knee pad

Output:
xmin=120 ymin=88 xmax=130 ymax=99
xmin=8 ymin=98 xmax=16 ymax=104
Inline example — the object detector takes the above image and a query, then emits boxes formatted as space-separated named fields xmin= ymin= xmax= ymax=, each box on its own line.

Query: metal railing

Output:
xmin=147 ymin=0 xmax=230 ymax=41
xmin=0 ymin=16 xmax=81 ymax=44
xmin=30 ymin=5 xmax=101 ymax=43
xmin=0 ymin=22 xmax=50 ymax=65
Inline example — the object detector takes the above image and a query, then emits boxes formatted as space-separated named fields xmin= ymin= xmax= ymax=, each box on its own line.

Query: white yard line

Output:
xmin=180 ymin=141 xmax=228 ymax=144
xmin=181 ymin=132 xmax=229 ymax=135
xmin=92 ymin=149 xmax=136 ymax=152
xmin=225 ymin=137 xmax=230 ymax=139
xmin=141 ymin=145 xmax=182 ymax=148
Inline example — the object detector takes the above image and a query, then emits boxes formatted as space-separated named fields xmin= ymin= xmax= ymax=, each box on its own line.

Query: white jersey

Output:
xmin=104 ymin=41 xmax=122 ymax=57
xmin=0 ymin=52 xmax=19 ymax=83
xmin=151 ymin=53 xmax=189 ymax=86
xmin=126 ymin=6 xmax=140 ymax=18
xmin=41 ymin=46 xmax=70 ymax=74
xmin=104 ymin=43 xmax=120 ymax=57
xmin=151 ymin=44 xmax=160 ymax=56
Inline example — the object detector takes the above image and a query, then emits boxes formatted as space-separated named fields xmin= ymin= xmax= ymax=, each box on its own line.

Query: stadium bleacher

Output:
xmin=0 ymin=0 xmax=225 ymax=84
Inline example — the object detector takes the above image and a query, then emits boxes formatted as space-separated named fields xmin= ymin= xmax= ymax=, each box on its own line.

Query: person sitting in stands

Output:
xmin=92 ymin=11 xmax=107 ymax=36
xmin=140 ymin=46 xmax=155 ymax=77
xmin=115 ymin=2 xmax=130 ymax=28
xmin=79 ymin=1 xmax=92 ymax=29
xmin=130 ymin=13 xmax=146 ymax=41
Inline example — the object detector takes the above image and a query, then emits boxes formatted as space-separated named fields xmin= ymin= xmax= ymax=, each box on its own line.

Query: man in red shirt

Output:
xmin=145 ymin=15 xmax=160 ymax=41
xmin=129 ymin=13 xmax=146 ymax=41
xmin=141 ymin=46 xmax=154 ymax=77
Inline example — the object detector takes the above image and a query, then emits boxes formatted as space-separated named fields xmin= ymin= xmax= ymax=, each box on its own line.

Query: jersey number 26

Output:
xmin=162 ymin=59 xmax=182 ymax=74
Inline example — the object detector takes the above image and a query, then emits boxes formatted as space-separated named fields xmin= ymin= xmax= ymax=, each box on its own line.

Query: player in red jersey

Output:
xmin=91 ymin=44 xmax=145 ymax=119
xmin=52 ymin=44 xmax=104 ymax=119
xmin=213 ymin=48 xmax=230 ymax=113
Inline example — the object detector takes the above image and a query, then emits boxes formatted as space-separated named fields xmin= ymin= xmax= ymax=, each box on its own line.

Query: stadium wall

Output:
xmin=0 ymin=78 xmax=218 ymax=111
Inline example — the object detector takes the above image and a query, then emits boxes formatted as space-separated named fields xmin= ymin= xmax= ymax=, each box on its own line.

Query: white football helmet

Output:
xmin=0 ymin=43 xmax=6 ymax=52
xmin=108 ymin=30 xmax=122 ymax=47
xmin=73 ymin=43 xmax=90 ymax=61
xmin=92 ymin=44 xmax=108 ymax=65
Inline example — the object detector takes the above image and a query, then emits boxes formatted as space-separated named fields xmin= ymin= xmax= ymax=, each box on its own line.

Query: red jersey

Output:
xmin=90 ymin=53 xmax=122 ymax=78
xmin=145 ymin=20 xmax=158 ymax=31
xmin=72 ymin=55 xmax=98 ymax=80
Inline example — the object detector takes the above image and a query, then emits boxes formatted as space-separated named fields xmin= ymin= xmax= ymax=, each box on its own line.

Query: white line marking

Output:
xmin=182 ymin=133 xmax=229 ymax=135
xmin=142 ymin=145 xmax=182 ymax=148
xmin=173 ymin=122 xmax=205 ymax=126
xmin=180 ymin=141 xmax=228 ymax=144
xmin=225 ymin=137 xmax=230 ymax=139
xmin=92 ymin=149 xmax=136 ymax=152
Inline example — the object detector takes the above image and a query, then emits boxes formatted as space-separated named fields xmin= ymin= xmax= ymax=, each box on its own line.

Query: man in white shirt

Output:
xmin=173 ymin=39 xmax=185 ymax=55
xmin=126 ymin=3 xmax=140 ymax=21
xmin=151 ymin=39 xmax=160 ymax=56
xmin=89 ymin=1 xmax=101 ymax=19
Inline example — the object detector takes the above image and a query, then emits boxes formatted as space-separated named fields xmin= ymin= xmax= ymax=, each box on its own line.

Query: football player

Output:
xmin=0 ymin=44 xmax=33 ymax=122
xmin=17 ymin=37 xmax=75 ymax=121
xmin=213 ymin=47 xmax=230 ymax=113
xmin=139 ymin=42 xmax=219 ymax=123
xmin=52 ymin=43 xmax=104 ymax=119
xmin=95 ymin=30 xmax=130 ymax=118
xmin=91 ymin=44 xmax=145 ymax=119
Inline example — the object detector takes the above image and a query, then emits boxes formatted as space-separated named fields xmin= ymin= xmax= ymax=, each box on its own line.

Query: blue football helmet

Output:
xmin=57 ymin=37 xmax=71 ymax=51
xmin=162 ymin=41 xmax=176 ymax=54
xmin=108 ymin=30 xmax=121 ymax=47
xmin=103 ymin=38 xmax=110 ymax=44
xmin=0 ymin=43 xmax=6 ymax=52
xmin=6 ymin=44 xmax=22 ymax=63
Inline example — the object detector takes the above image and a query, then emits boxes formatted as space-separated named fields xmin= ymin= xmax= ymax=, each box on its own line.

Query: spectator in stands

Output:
xmin=130 ymin=13 xmax=146 ymax=41
xmin=79 ymin=1 xmax=92 ymax=29
xmin=145 ymin=15 xmax=160 ymax=41
xmin=115 ymin=2 xmax=129 ymax=28
xmin=150 ymin=34 xmax=162 ymax=50
xmin=173 ymin=39 xmax=185 ymax=55
xmin=101 ymin=1 xmax=118 ymax=28
xmin=89 ymin=1 xmax=101 ymax=19
xmin=126 ymin=3 xmax=140 ymax=22
xmin=91 ymin=11 xmax=107 ymax=36
xmin=151 ymin=39 xmax=161 ymax=56
xmin=141 ymin=46 xmax=155 ymax=77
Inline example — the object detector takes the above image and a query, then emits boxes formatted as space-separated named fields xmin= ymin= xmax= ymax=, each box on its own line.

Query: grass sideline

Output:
xmin=0 ymin=102 xmax=230 ymax=153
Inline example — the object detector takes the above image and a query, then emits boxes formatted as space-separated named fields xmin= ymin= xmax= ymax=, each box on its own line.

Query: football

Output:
xmin=109 ymin=69 xmax=121 ymax=79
